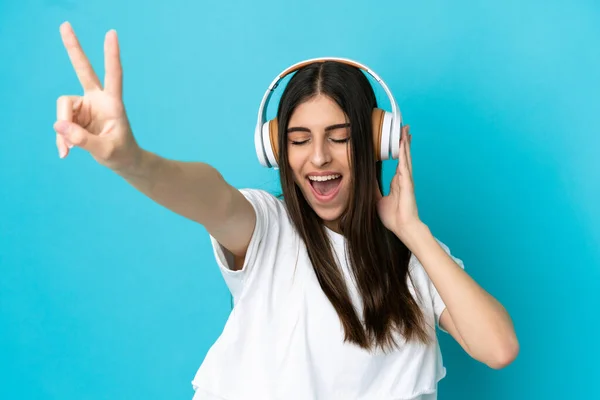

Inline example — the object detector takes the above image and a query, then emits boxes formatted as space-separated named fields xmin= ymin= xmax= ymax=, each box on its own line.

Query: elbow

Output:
xmin=486 ymin=337 xmax=520 ymax=370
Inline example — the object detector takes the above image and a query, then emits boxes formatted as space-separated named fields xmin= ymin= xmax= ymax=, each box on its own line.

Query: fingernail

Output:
xmin=58 ymin=146 xmax=67 ymax=158
xmin=54 ymin=120 xmax=70 ymax=135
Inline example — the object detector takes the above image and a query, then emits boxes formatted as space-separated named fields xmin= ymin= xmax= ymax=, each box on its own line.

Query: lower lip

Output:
xmin=307 ymin=178 xmax=342 ymax=203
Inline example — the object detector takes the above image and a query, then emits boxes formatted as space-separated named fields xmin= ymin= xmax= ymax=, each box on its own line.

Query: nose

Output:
xmin=310 ymin=137 xmax=332 ymax=167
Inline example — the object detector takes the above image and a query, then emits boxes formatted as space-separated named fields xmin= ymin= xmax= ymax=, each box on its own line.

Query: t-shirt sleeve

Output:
xmin=429 ymin=239 xmax=466 ymax=332
xmin=208 ymin=188 xmax=281 ymax=300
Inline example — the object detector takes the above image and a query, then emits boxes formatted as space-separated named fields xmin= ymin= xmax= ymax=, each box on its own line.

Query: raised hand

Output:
xmin=376 ymin=125 xmax=421 ymax=241
xmin=54 ymin=22 xmax=140 ymax=172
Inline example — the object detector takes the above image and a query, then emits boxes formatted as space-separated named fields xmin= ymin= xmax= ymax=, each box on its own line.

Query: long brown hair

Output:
xmin=276 ymin=61 xmax=429 ymax=351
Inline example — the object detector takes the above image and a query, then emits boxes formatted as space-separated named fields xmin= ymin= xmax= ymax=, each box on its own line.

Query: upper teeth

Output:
xmin=308 ymin=174 xmax=341 ymax=182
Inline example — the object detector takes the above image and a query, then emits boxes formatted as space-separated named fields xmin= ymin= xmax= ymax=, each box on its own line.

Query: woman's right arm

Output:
xmin=53 ymin=22 xmax=255 ymax=264
xmin=117 ymin=151 xmax=256 ymax=261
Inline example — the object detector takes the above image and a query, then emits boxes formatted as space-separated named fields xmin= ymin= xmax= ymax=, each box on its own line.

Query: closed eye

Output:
xmin=290 ymin=139 xmax=309 ymax=145
xmin=330 ymin=137 xmax=350 ymax=144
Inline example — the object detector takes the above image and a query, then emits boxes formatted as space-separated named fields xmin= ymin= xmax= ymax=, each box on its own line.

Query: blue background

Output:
xmin=1 ymin=0 xmax=599 ymax=399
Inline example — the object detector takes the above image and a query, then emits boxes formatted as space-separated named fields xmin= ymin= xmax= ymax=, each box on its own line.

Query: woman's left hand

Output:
xmin=376 ymin=124 xmax=422 ymax=241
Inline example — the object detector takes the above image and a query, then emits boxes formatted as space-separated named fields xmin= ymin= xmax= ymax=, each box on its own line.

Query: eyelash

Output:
xmin=290 ymin=138 xmax=350 ymax=145
xmin=332 ymin=138 xmax=350 ymax=144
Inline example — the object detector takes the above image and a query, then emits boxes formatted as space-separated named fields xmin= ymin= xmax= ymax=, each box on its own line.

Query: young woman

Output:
xmin=54 ymin=22 xmax=519 ymax=400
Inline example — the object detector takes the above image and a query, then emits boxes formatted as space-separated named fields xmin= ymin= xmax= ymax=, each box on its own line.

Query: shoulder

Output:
xmin=236 ymin=189 xmax=297 ymax=240
xmin=238 ymin=188 xmax=283 ymax=209
xmin=237 ymin=188 xmax=287 ymax=220
xmin=212 ymin=190 xmax=294 ymax=295
xmin=237 ymin=188 xmax=278 ymax=203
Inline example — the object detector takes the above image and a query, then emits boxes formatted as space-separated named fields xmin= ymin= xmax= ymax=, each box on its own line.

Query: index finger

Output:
xmin=396 ymin=125 xmax=408 ymax=173
xmin=60 ymin=22 xmax=102 ymax=92
xmin=404 ymin=125 xmax=413 ymax=178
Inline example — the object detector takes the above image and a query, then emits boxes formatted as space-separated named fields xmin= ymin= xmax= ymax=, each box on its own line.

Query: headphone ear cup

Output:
xmin=372 ymin=108 xmax=392 ymax=161
xmin=371 ymin=108 xmax=384 ymax=161
xmin=269 ymin=118 xmax=280 ymax=165
xmin=255 ymin=124 xmax=269 ymax=167
xmin=262 ymin=118 xmax=280 ymax=168
xmin=371 ymin=108 xmax=394 ymax=161
xmin=381 ymin=111 xmax=394 ymax=161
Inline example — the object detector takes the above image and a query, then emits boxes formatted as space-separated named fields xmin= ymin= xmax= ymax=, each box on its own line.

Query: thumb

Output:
xmin=54 ymin=121 xmax=104 ymax=155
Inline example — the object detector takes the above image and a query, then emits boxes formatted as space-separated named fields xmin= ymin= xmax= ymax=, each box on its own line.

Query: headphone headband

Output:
xmin=255 ymin=57 xmax=402 ymax=168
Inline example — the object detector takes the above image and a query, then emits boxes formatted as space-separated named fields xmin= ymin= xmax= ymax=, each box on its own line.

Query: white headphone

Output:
xmin=254 ymin=57 xmax=403 ymax=169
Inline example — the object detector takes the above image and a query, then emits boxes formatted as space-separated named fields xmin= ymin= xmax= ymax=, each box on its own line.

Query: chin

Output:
xmin=301 ymin=184 xmax=348 ymax=229
xmin=313 ymin=207 xmax=344 ymax=225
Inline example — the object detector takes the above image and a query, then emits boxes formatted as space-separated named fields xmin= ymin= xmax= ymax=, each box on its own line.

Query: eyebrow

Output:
xmin=286 ymin=122 xmax=350 ymax=133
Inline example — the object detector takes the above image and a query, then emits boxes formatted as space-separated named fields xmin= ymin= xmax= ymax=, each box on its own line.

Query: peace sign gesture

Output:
xmin=54 ymin=22 xmax=140 ymax=171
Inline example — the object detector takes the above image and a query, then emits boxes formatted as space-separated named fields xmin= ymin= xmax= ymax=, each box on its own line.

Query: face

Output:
xmin=286 ymin=94 xmax=352 ymax=233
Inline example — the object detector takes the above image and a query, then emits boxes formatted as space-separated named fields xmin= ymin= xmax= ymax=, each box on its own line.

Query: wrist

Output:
xmin=114 ymin=146 xmax=153 ymax=179
xmin=395 ymin=220 xmax=433 ymax=253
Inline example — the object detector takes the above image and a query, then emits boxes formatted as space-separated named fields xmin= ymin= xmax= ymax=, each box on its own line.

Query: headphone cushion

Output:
xmin=269 ymin=118 xmax=279 ymax=163
xmin=261 ymin=118 xmax=280 ymax=168
xmin=371 ymin=108 xmax=385 ymax=160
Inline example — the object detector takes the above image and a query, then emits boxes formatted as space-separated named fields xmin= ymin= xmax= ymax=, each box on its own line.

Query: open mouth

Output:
xmin=307 ymin=174 xmax=343 ymax=201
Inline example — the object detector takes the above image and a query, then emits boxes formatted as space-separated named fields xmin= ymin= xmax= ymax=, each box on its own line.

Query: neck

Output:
xmin=324 ymin=219 xmax=342 ymax=234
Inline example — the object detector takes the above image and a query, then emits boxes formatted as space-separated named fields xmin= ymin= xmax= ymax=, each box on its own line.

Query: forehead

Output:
xmin=288 ymin=95 xmax=347 ymax=127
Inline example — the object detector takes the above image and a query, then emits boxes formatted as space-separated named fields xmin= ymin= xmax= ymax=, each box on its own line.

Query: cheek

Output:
xmin=286 ymin=149 xmax=304 ymax=182
xmin=333 ymin=146 xmax=352 ymax=171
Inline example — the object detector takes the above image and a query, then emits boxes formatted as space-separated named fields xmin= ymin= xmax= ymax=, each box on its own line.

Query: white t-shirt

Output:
xmin=191 ymin=189 xmax=465 ymax=400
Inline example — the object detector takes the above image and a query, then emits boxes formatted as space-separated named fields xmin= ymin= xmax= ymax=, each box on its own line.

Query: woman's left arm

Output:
xmin=402 ymin=222 xmax=519 ymax=370
xmin=377 ymin=124 xmax=519 ymax=369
